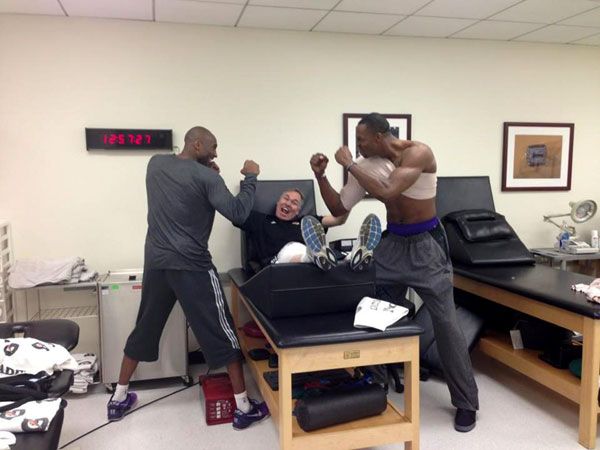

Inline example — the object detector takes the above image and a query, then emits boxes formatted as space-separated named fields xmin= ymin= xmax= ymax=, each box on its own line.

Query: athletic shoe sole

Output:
xmin=454 ymin=422 xmax=476 ymax=432
xmin=233 ymin=413 xmax=271 ymax=430
xmin=454 ymin=409 xmax=476 ymax=432
xmin=300 ymin=216 xmax=336 ymax=271
xmin=349 ymin=214 xmax=382 ymax=272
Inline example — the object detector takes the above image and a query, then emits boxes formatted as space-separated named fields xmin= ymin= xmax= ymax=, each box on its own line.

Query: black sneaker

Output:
xmin=454 ymin=408 xmax=476 ymax=432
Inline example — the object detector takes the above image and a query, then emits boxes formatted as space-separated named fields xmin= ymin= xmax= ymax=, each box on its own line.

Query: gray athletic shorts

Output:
xmin=124 ymin=268 xmax=242 ymax=369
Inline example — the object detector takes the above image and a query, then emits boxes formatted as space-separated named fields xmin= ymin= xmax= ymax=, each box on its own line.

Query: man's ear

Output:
xmin=195 ymin=139 xmax=204 ymax=158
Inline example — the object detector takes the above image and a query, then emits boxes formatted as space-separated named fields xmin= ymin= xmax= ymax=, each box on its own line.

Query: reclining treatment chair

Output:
xmin=241 ymin=179 xmax=316 ymax=274
xmin=237 ymin=179 xmax=376 ymax=320
xmin=0 ymin=319 xmax=80 ymax=450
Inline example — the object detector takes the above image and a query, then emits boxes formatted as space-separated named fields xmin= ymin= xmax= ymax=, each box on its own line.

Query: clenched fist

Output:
xmin=241 ymin=160 xmax=260 ymax=176
xmin=334 ymin=146 xmax=353 ymax=168
xmin=310 ymin=153 xmax=329 ymax=178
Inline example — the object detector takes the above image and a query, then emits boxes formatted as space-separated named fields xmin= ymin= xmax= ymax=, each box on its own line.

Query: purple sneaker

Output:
xmin=232 ymin=399 xmax=270 ymax=430
xmin=107 ymin=392 xmax=138 ymax=422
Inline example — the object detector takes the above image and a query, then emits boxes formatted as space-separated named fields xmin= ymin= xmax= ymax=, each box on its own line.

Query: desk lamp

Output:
xmin=543 ymin=200 xmax=597 ymax=253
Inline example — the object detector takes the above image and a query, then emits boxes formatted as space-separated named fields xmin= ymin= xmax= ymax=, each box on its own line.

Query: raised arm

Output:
xmin=310 ymin=153 xmax=350 ymax=217
xmin=207 ymin=160 xmax=260 ymax=224
xmin=335 ymin=143 xmax=432 ymax=202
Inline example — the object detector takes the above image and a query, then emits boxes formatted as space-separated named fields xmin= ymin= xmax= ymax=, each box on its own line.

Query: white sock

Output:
xmin=234 ymin=391 xmax=251 ymax=413
xmin=113 ymin=383 xmax=129 ymax=402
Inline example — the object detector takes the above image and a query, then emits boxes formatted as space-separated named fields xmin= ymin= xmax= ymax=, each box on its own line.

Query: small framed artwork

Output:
xmin=502 ymin=122 xmax=574 ymax=191
xmin=342 ymin=113 xmax=412 ymax=186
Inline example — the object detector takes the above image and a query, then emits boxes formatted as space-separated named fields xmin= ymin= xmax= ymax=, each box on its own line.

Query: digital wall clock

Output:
xmin=86 ymin=128 xmax=173 ymax=150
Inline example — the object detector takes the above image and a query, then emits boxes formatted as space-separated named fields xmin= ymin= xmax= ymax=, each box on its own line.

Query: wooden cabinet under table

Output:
xmin=454 ymin=271 xmax=600 ymax=449
xmin=230 ymin=281 xmax=421 ymax=450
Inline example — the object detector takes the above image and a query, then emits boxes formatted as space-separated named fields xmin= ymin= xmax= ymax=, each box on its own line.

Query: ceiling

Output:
xmin=2 ymin=0 xmax=600 ymax=46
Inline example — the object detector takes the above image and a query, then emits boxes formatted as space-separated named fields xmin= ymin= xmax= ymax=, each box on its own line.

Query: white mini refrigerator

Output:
xmin=99 ymin=270 xmax=189 ymax=385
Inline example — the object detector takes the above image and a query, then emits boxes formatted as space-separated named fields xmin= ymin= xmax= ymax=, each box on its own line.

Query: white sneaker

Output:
xmin=300 ymin=216 xmax=337 ymax=271
xmin=349 ymin=214 xmax=382 ymax=272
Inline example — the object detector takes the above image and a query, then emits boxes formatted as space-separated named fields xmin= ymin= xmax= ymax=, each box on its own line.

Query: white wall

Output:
xmin=1 ymin=15 xmax=600 ymax=273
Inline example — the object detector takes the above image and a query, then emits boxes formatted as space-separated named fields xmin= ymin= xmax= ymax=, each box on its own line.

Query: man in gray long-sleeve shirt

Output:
xmin=107 ymin=126 xmax=270 ymax=429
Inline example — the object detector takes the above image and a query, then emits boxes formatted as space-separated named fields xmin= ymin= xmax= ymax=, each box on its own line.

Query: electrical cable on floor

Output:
xmin=59 ymin=378 xmax=202 ymax=449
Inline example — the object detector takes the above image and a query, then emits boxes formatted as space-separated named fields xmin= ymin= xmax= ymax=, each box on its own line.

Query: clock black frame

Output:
xmin=86 ymin=128 xmax=173 ymax=150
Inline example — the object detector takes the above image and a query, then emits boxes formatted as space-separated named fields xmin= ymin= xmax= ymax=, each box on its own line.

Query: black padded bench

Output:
xmin=438 ymin=176 xmax=600 ymax=449
xmin=229 ymin=268 xmax=423 ymax=450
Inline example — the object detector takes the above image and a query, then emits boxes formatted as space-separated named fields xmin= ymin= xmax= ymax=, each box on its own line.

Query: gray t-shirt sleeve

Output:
xmin=206 ymin=173 xmax=257 ymax=224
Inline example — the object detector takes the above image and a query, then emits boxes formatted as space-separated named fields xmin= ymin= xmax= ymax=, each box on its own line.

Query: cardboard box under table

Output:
xmin=229 ymin=268 xmax=423 ymax=450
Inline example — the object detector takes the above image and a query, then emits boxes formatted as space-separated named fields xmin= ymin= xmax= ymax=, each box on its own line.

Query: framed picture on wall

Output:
xmin=342 ymin=113 xmax=412 ymax=187
xmin=501 ymin=122 xmax=574 ymax=191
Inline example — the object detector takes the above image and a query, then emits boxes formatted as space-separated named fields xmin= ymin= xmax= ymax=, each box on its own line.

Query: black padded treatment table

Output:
xmin=229 ymin=267 xmax=423 ymax=450
xmin=439 ymin=176 xmax=600 ymax=449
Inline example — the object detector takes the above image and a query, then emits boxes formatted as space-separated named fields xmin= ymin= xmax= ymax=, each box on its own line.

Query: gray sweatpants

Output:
xmin=374 ymin=224 xmax=479 ymax=411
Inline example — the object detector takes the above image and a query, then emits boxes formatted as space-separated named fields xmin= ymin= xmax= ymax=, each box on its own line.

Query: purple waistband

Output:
xmin=387 ymin=217 xmax=439 ymax=236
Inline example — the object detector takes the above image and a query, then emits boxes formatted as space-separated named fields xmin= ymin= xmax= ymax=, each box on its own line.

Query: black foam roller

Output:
xmin=295 ymin=384 xmax=387 ymax=431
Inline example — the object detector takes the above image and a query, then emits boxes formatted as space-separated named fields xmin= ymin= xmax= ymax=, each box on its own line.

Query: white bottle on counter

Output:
xmin=591 ymin=230 xmax=599 ymax=249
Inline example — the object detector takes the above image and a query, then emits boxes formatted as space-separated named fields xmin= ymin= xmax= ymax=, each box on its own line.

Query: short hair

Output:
xmin=358 ymin=113 xmax=390 ymax=134
xmin=184 ymin=126 xmax=214 ymax=145
xmin=282 ymin=189 xmax=304 ymax=206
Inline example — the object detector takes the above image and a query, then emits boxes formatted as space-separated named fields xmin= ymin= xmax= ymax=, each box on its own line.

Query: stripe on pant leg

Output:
xmin=208 ymin=269 xmax=240 ymax=349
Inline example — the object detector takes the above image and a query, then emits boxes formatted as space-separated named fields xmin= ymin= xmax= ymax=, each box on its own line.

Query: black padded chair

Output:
xmin=0 ymin=319 xmax=80 ymax=450
xmin=0 ymin=319 xmax=80 ymax=351
xmin=236 ymin=179 xmax=377 ymax=320
xmin=240 ymin=179 xmax=316 ymax=273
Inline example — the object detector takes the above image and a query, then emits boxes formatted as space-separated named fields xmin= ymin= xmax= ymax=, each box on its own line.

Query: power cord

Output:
xmin=59 ymin=378 xmax=201 ymax=449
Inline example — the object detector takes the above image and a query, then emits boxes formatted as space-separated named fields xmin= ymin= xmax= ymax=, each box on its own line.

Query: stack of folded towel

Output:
xmin=70 ymin=353 xmax=98 ymax=394
xmin=8 ymin=257 xmax=98 ymax=289
xmin=572 ymin=278 xmax=600 ymax=303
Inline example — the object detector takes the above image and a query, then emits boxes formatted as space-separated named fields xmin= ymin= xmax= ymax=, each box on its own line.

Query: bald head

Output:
xmin=184 ymin=126 xmax=214 ymax=145
xmin=181 ymin=126 xmax=217 ymax=164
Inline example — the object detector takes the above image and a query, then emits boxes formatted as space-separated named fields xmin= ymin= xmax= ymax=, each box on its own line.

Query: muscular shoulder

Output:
xmin=401 ymin=142 xmax=435 ymax=171
xmin=358 ymin=156 xmax=395 ymax=175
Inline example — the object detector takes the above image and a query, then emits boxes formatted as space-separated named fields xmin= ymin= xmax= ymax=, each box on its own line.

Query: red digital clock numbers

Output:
xmin=86 ymin=128 xmax=172 ymax=151
xmin=102 ymin=133 xmax=152 ymax=146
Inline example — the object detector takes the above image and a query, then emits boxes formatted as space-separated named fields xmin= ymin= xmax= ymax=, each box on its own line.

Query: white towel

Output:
xmin=354 ymin=297 xmax=409 ymax=331
xmin=8 ymin=257 xmax=84 ymax=289
xmin=0 ymin=431 xmax=15 ymax=449
xmin=69 ymin=385 xmax=89 ymax=394
xmin=0 ymin=398 xmax=62 ymax=433
xmin=69 ymin=353 xmax=98 ymax=394
xmin=571 ymin=279 xmax=600 ymax=303
xmin=70 ymin=264 xmax=84 ymax=277
xmin=0 ymin=338 xmax=77 ymax=377
xmin=72 ymin=353 xmax=97 ymax=370
xmin=79 ymin=268 xmax=98 ymax=282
